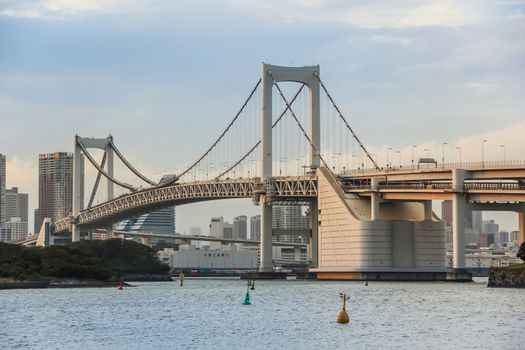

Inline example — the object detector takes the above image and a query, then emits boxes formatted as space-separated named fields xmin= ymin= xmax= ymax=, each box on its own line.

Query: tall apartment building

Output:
xmin=272 ymin=205 xmax=309 ymax=243
xmin=34 ymin=152 xmax=84 ymax=233
xmin=4 ymin=187 xmax=28 ymax=239
xmin=117 ymin=207 xmax=176 ymax=234
xmin=233 ymin=215 xmax=247 ymax=240
xmin=250 ymin=215 xmax=260 ymax=241
xmin=0 ymin=154 xmax=5 ymax=229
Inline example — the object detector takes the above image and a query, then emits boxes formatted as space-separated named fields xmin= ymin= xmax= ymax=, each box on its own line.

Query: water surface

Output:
xmin=1 ymin=278 xmax=523 ymax=349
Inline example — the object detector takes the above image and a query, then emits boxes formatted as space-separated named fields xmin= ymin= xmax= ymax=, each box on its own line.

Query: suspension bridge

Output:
xmin=23 ymin=64 xmax=525 ymax=280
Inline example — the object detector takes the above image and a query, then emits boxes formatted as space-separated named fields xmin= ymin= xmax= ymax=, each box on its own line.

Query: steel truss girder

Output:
xmin=52 ymin=176 xmax=317 ymax=233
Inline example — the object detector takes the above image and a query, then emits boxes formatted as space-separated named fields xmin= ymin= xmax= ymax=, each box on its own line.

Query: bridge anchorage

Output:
xmin=24 ymin=63 xmax=524 ymax=281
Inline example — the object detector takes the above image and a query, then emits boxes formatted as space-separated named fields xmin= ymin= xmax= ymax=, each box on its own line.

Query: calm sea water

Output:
xmin=1 ymin=278 xmax=523 ymax=350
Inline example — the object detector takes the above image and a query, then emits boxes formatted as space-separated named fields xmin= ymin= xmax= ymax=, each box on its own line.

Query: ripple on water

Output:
xmin=1 ymin=279 xmax=524 ymax=349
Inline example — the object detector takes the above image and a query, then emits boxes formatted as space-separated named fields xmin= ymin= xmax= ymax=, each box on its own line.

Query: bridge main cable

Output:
xmin=176 ymin=79 xmax=262 ymax=181
xmin=109 ymin=141 xmax=158 ymax=186
xmin=313 ymin=72 xmax=380 ymax=171
xmin=87 ymin=150 xmax=107 ymax=208
xmin=215 ymin=83 xmax=306 ymax=179
xmin=76 ymin=140 xmax=136 ymax=192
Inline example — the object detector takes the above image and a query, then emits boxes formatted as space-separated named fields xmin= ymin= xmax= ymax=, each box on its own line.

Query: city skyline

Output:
xmin=1 ymin=0 xmax=524 ymax=233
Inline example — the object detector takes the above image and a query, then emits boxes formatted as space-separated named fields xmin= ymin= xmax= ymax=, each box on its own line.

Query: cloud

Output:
xmin=0 ymin=0 xmax=496 ymax=28
xmin=369 ymin=35 xmax=411 ymax=45
xmin=462 ymin=81 xmax=499 ymax=96
xmin=507 ymin=9 xmax=525 ymax=21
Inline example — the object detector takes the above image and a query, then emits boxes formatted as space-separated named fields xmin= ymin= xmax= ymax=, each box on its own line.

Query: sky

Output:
xmin=0 ymin=0 xmax=524 ymax=233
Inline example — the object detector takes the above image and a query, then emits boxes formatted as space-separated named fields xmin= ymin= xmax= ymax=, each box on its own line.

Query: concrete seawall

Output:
xmin=488 ymin=267 xmax=525 ymax=288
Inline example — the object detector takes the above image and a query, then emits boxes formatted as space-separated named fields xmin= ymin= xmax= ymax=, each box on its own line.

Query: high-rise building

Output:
xmin=441 ymin=200 xmax=452 ymax=227
xmin=35 ymin=152 xmax=84 ymax=232
xmin=497 ymin=231 xmax=509 ymax=244
xmin=250 ymin=215 xmax=260 ymax=241
xmin=272 ymin=205 xmax=309 ymax=230
xmin=272 ymin=205 xmax=309 ymax=243
xmin=233 ymin=215 xmax=247 ymax=239
xmin=0 ymin=154 xmax=5 ymax=230
xmin=117 ymin=207 xmax=176 ymax=234
xmin=483 ymin=220 xmax=499 ymax=236
xmin=189 ymin=226 xmax=202 ymax=235
xmin=441 ymin=200 xmax=482 ymax=233
xmin=510 ymin=231 xmax=520 ymax=242
xmin=4 ymin=187 xmax=28 ymax=239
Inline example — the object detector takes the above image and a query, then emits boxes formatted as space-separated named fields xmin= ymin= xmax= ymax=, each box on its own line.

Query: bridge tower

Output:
xmin=259 ymin=63 xmax=320 ymax=272
xmin=72 ymin=135 xmax=114 ymax=241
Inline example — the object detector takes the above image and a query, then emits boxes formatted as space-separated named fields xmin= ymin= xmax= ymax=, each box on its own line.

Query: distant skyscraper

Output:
xmin=117 ymin=207 xmax=176 ymax=234
xmin=250 ymin=215 xmax=260 ymax=241
xmin=441 ymin=200 xmax=452 ymax=227
xmin=0 ymin=154 xmax=5 ymax=230
xmin=35 ymin=152 xmax=84 ymax=232
xmin=4 ymin=187 xmax=28 ymax=239
xmin=233 ymin=215 xmax=247 ymax=239
xmin=272 ymin=205 xmax=309 ymax=243
xmin=441 ymin=200 xmax=482 ymax=232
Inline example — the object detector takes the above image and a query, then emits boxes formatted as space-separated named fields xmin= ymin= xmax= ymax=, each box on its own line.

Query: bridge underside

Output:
xmin=311 ymin=168 xmax=448 ymax=280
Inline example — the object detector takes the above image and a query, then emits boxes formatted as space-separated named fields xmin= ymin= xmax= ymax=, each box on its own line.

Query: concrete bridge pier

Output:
xmin=518 ymin=211 xmax=525 ymax=244
xmin=309 ymin=199 xmax=319 ymax=268
xmin=423 ymin=200 xmax=433 ymax=221
xmin=370 ymin=178 xmax=380 ymax=221
xmin=452 ymin=169 xmax=467 ymax=269
xmin=72 ymin=224 xmax=80 ymax=242
xmin=106 ymin=225 xmax=114 ymax=239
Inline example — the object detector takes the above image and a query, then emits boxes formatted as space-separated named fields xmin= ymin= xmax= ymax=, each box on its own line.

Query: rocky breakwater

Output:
xmin=488 ymin=265 xmax=525 ymax=288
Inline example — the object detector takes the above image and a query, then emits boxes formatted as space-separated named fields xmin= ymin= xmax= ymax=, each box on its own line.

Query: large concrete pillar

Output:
xmin=308 ymin=67 xmax=320 ymax=167
xmin=106 ymin=225 xmax=114 ymax=239
xmin=309 ymin=200 xmax=319 ymax=268
xmin=519 ymin=212 xmax=525 ymax=244
xmin=72 ymin=135 xmax=82 ymax=242
xmin=423 ymin=200 xmax=433 ymax=221
xmin=259 ymin=64 xmax=274 ymax=273
xmin=106 ymin=136 xmax=114 ymax=201
xmin=370 ymin=178 xmax=380 ymax=221
xmin=452 ymin=169 xmax=467 ymax=269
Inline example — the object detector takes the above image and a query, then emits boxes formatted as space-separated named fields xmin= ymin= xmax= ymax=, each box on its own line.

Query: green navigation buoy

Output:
xmin=243 ymin=279 xmax=251 ymax=305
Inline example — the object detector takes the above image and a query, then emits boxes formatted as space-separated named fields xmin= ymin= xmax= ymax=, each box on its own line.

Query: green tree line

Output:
xmin=0 ymin=239 xmax=169 ymax=281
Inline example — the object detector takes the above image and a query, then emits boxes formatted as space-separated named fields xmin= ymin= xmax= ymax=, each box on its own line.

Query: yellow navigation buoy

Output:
xmin=337 ymin=292 xmax=350 ymax=324
xmin=179 ymin=271 xmax=184 ymax=287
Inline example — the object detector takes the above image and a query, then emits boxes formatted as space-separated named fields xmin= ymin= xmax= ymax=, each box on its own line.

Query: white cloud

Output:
xmin=369 ymin=35 xmax=411 ymax=45
xmin=0 ymin=0 xmax=497 ymax=28
xmin=507 ymin=9 xmax=525 ymax=21
xmin=462 ymin=81 xmax=499 ymax=96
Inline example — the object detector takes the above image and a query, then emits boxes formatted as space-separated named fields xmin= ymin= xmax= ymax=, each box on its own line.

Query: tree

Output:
xmin=518 ymin=242 xmax=525 ymax=263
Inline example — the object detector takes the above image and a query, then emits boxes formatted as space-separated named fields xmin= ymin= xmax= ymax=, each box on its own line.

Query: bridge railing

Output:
xmin=341 ymin=159 xmax=525 ymax=175
xmin=342 ymin=181 xmax=525 ymax=192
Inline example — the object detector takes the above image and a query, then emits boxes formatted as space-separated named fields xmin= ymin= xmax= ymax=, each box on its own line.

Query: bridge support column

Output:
xmin=106 ymin=225 xmax=114 ymax=239
xmin=309 ymin=199 xmax=319 ymax=268
xmin=106 ymin=136 xmax=114 ymax=201
xmin=72 ymin=135 xmax=83 ymax=242
xmin=423 ymin=200 xmax=433 ymax=221
xmin=452 ymin=169 xmax=467 ymax=269
xmin=72 ymin=224 xmax=80 ymax=242
xmin=519 ymin=212 xmax=525 ymax=244
xmin=260 ymin=203 xmax=273 ymax=272
xmin=370 ymin=179 xmax=380 ymax=221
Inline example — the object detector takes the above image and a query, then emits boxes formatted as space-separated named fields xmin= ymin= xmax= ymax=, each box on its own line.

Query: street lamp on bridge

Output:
xmin=456 ymin=146 xmax=462 ymax=167
xmin=481 ymin=139 xmax=487 ymax=167
xmin=411 ymin=145 xmax=417 ymax=170
xmin=500 ymin=144 xmax=506 ymax=162
xmin=442 ymin=142 xmax=447 ymax=169
xmin=387 ymin=147 xmax=392 ymax=169
xmin=396 ymin=150 xmax=401 ymax=168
